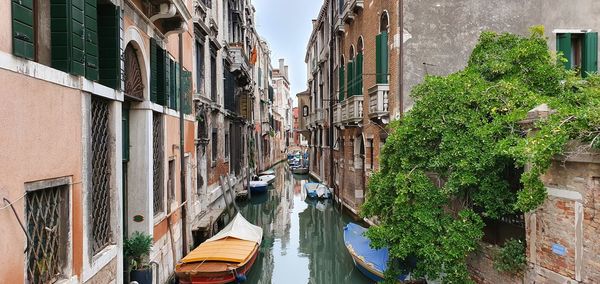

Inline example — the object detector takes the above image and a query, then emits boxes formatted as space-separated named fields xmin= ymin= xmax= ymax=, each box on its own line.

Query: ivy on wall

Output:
xmin=361 ymin=27 xmax=600 ymax=283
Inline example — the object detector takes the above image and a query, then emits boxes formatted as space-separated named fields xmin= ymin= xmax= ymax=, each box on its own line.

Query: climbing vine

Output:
xmin=361 ymin=27 xmax=600 ymax=283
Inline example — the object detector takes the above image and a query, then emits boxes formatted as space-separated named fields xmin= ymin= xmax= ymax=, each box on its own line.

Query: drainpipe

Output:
xmin=149 ymin=4 xmax=177 ymax=22
xmin=328 ymin=1 xmax=335 ymax=201
xmin=398 ymin=0 xmax=404 ymax=117
xmin=179 ymin=29 xmax=189 ymax=256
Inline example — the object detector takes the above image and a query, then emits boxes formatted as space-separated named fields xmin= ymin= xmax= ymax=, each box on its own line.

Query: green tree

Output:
xmin=362 ymin=28 xmax=600 ymax=283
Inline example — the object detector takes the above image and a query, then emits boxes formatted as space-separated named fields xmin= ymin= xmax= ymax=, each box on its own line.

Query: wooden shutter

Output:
xmin=347 ymin=61 xmax=354 ymax=97
xmin=12 ymin=0 xmax=35 ymax=60
xmin=84 ymin=0 xmax=98 ymax=80
xmin=556 ymin=33 xmax=572 ymax=70
xmin=356 ymin=52 xmax=363 ymax=96
xmin=98 ymin=4 xmax=120 ymax=89
xmin=182 ymin=70 xmax=192 ymax=114
xmin=165 ymin=56 xmax=171 ymax=107
xmin=582 ymin=32 xmax=598 ymax=77
xmin=376 ymin=32 xmax=389 ymax=84
xmin=339 ymin=65 xmax=345 ymax=101
xmin=122 ymin=106 xmax=129 ymax=161
xmin=150 ymin=38 xmax=158 ymax=103
xmin=157 ymin=47 xmax=167 ymax=105
xmin=51 ymin=0 xmax=86 ymax=76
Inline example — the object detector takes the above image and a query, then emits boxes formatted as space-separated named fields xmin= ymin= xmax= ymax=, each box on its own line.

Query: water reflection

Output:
xmin=240 ymin=163 xmax=373 ymax=284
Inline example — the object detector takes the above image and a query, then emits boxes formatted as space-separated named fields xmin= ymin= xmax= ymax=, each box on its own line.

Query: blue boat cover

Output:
xmin=344 ymin=223 xmax=389 ymax=273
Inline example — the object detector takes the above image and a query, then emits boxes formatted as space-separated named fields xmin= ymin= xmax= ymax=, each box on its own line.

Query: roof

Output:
xmin=181 ymin=238 xmax=256 ymax=263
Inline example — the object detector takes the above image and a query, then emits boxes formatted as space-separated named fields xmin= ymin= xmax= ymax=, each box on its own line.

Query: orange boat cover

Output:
xmin=181 ymin=238 xmax=257 ymax=264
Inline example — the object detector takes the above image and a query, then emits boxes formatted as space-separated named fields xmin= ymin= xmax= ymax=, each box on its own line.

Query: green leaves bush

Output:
xmin=362 ymin=28 xmax=600 ymax=283
xmin=125 ymin=231 xmax=153 ymax=270
xmin=494 ymin=239 xmax=526 ymax=274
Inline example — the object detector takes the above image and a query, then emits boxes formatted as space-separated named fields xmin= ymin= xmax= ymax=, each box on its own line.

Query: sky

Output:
xmin=251 ymin=0 xmax=324 ymax=105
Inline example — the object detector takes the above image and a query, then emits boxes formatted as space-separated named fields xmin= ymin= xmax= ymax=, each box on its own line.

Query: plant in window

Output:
xmin=125 ymin=231 xmax=153 ymax=284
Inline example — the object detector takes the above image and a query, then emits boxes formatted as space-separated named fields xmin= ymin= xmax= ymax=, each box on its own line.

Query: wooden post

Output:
xmin=226 ymin=175 xmax=239 ymax=212
xmin=219 ymin=176 xmax=232 ymax=220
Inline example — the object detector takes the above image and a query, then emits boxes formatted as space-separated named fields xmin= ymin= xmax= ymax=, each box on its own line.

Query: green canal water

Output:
xmin=238 ymin=163 xmax=374 ymax=284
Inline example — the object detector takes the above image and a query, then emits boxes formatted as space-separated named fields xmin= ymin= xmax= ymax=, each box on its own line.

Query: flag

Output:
xmin=250 ymin=43 xmax=258 ymax=65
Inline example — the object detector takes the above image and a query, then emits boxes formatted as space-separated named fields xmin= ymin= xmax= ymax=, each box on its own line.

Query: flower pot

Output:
xmin=130 ymin=268 xmax=152 ymax=284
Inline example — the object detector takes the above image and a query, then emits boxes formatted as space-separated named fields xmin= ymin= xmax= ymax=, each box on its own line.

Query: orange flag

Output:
xmin=250 ymin=44 xmax=258 ymax=65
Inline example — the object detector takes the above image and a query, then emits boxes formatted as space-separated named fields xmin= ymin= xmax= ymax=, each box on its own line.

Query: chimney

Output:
xmin=279 ymin=58 xmax=284 ymax=73
xmin=284 ymin=65 xmax=289 ymax=79
xmin=312 ymin=19 xmax=317 ymax=28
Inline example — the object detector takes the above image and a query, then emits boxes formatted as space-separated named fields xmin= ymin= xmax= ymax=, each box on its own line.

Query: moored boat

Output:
xmin=343 ymin=223 xmax=411 ymax=282
xmin=303 ymin=182 xmax=331 ymax=199
xmin=291 ymin=166 xmax=309 ymax=175
xmin=259 ymin=174 xmax=276 ymax=184
xmin=176 ymin=213 xmax=263 ymax=284
xmin=259 ymin=169 xmax=275 ymax=176
xmin=249 ymin=180 xmax=268 ymax=194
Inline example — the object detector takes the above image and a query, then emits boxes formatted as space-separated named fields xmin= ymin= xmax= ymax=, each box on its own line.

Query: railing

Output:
xmin=342 ymin=0 xmax=364 ymax=23
xmin=368 ymin=84 xmax=390 ymax=122
xmin=341 ymin=95 xmax=364 ymax=124
xmin=228 ymin=45 xmax=249 ymax=74
xmin=333 ymin=104 xmax=341 ymax=125
xmin=334 ymin=16 xmax=345 ymax=34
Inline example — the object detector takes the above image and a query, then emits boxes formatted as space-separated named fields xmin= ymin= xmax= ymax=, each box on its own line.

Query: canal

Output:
xmin=238 ymin=163 xmax=373 ymax=284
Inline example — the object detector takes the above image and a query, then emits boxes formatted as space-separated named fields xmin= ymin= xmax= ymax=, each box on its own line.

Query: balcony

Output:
xmin=341 ymin=95 xmax=364 ymax=125
xmin=368 ymin=84 xmax=390 ymax=123
xmin=334 ymin=17 xmax=345 ymax=34
xmin=228 ymin=44 xmax=250 ymax=83
xmin=315 ymin=109 xmax=325 ymax=125
xmin=333 ymin=104 xmax=341 ymax=125
xmin=342 ymin=0 xmax=364 ymax=24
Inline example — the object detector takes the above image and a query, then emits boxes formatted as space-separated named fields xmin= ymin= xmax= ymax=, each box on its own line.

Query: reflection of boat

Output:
xmin=304 ymin=182 xmax=331 ymax=199
xmin=249 ymin=180 xmax=268 ymax=194
xmin=176 ymin=213 xmax=263 ymax=284
xmin=291 ymin=167 xmax=309 ymax=175
xmin=249 ymin=190 xmax=269 ymax=204
xmin=259 ymin=169 xmax=275 ymax=176
xmin=343 ymin=223 xmax=411 ymax=282
xmin=259 ymin=174 xmax=276 ymax=184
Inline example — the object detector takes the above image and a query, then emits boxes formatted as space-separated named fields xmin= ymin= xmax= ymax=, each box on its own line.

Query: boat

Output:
xmin=291 ymin=166 xmax=309 ymax=175
xmin=249 ymin=180 xmax=268 ymax=194
xmin=343 ymin=223 xmax=411 ymax=282
xmin=176 ymin=213 xmax=263 ymax=284
xmin=259 ymin=174 xmax=276 ymax=184
xmin=259 ymin=169 xmax=275 ymax=176
xmin=304 ymin=182 xmax=331 ymax=199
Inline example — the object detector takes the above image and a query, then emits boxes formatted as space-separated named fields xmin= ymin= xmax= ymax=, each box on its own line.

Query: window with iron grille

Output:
xmin=90 ymin=96 xmax=113 ymax=254
xmin=26 ymin=184 xmax=69 ymax=284
xmin=153 ymin=113 xmax=164 ymax=215
xmin=212 ymin=128 xmax=218 ymax=163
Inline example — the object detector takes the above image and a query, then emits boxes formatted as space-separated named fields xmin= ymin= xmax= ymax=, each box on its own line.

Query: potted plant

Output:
xmin=125 ymin=231 xmax=153 ymax=284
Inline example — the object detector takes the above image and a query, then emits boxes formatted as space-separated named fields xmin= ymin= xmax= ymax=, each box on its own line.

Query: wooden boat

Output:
xmin=291 ymin=166 xmax=309 ymax=175
xmin=304 ymin=182 xmax=331 ymax=199
xmin=343 ymin=223 xmax=411 ymax=282
xmin=258 ymin=174 xmax=275 ymax=184
xmin=258 ymin=169 xmax=275 ymax=176
xmin=176 ymin=213 xmax=263 ymax=284
xmin=249 ymin=180 xmax=268 ymax=194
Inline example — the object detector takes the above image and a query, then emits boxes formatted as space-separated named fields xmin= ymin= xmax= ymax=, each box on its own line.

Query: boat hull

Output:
xmin=177 ymin=245 xmax=260 ymax=284
xmin=249 ymin=184 xmax=268 ymax=194
xmin=291 ymin=167 xmax=309 ymax=175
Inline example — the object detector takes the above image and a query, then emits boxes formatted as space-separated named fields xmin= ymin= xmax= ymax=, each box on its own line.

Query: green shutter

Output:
xmin=84 ymin=0 xmax=98 ymax=80
xmin=122 ymin=106 xmax=129 ymax=161
xmin=356 ymin=52 xmax=363 ymax=96
xmin=583 ymin=32 xmax=598 ymax=77
xmin=51 ymin=0 xmax=86 ymax=76
xmin=176 ymin=62 xmax=181 ymax=111
xmin=347 ymin=61 xmax=354 ymax=97
xmin=98 ymin=4 xmax=120 ymax=89
xmin=12 ymin=0 xmax=35 ymax=60
xmin=156 ymin=48 xmax=167 ymax=105
xmin=376 ymin=32 xmax=389 ymax=84
xmin=150 ymin=38 xmax=158 ymax=103
xmin=165 ymin=56 xmax=171 ymax=107
xmin=556 ymin=33 xmax=572 ymax=70
xmin=339 ymin=65 xmax=345 ymax=101
xmin=182 ymin=70 xmax=192 ymax=114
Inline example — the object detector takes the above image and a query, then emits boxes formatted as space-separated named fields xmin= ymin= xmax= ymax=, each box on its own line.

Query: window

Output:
xmin=196 ymin=40 xmax=205 ymax=94
xmin=557 ymin=32 xmax=598 ymax=77
xmin=12 ymin=1 xmax=120 ymax=84
xmin=90 ymin=96 xmax=113 ymax=254
xmin=356 ymin=37 xmax=364 ymax=96
xmin=25 ymin=180 xmax=69 ymax=284
xmin=153 ymin=113 xmax=164 ymax=215
xmin=368 ymin=139 xmax=374 ymax=170
xmin=303 ymin=106 xmax=309 ymax=117
xmin=210 ymin=51 xmax=217 ymax=102
xmin=339 ymin=55 xmax=345 ymax=101
xmin=212 ymin=128 xmax=218 ymax=163
xmin=168 ymin=159 xmax=176 ymax=202
xmin=225 ymin=131 xmax=230 ymax=159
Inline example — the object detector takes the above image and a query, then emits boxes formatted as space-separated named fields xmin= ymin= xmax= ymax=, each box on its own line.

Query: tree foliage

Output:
xmin=361 ymin=28 xmax=600 ymax=283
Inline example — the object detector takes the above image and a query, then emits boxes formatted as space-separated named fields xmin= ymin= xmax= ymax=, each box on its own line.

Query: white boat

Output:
xmin=259 ymin=169 xmax=275 ymax=176
xmin=258 ymin=174 xmax=276 ymax=184
xmin=249 ymin=180 xmax=268 ymax=194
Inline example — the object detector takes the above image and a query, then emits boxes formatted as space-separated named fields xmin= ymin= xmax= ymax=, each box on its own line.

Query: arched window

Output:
xmin=376 ymin=12 xmax=390 ymax=84
xmin=355 ymin=36 xmax=364 ymax=96
xmin=380 ymin=11 xmax=389 ymax=33
xmin=347 ymin=45 xmax=355 ymax=98
xmin=302 ymin=105 xmax=309 ymax=117
xmin=124 ymin=43 xmax=144 ymax=100
xmin=339 ymin=54 xmax=346 ymax=101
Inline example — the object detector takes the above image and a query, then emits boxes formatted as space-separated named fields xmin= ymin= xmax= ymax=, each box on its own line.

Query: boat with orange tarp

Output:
xmin=176 ymin=213 xmax=263 ymax=284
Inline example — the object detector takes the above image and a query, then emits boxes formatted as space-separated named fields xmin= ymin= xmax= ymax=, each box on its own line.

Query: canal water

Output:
xmin=238 ymin=163 xmax=373 ymax=284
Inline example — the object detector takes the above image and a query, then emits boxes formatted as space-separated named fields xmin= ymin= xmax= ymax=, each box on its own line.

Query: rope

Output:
xmin=0 ymin=180 xmax=83 ymax=211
